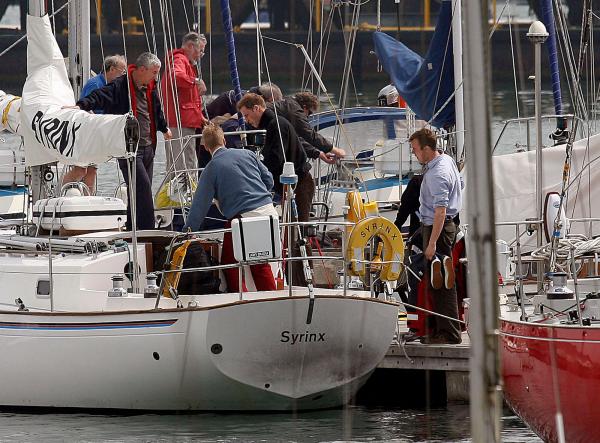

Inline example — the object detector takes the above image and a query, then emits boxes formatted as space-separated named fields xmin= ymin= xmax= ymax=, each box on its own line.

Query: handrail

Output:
xmin=492 ymin=113 xmax=583 ymax=154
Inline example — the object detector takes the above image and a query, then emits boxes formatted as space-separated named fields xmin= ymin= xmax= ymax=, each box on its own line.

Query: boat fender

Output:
xmin=346 ymin=191 xmax=365 ymax=223
xmin=162 ymin=239 xmax=192 ymax=297
xmin=346 ymin=216 xmax=405 ymax=282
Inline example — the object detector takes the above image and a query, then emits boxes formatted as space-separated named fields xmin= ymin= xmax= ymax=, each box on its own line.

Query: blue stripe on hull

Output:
xmin=0 ymin=318 xmax=178 ymax=331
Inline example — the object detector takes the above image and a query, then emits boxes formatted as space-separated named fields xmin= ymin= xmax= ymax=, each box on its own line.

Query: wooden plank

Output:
xmin=379 ymin=333 xmax=470 ymax=372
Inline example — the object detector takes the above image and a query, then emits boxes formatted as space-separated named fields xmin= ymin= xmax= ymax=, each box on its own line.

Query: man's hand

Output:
xmin=62 ymin=105 xmax=81 ymax=110
xmin=330 ymin=147 xmax=346 ymax=158
xmin=424 ymin=243 xmax=436 ymax=261
xmin=319 ymin=151 xmax=336 ymax=165
xmin=164 ymin=128 xmax=173 ymax=140
xmin=196 ymin=78 xmax=207 ymax=95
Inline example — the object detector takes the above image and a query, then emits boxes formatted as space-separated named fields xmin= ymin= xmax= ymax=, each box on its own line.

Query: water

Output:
xmin=0 ymin=405 xmax=539 ymax=442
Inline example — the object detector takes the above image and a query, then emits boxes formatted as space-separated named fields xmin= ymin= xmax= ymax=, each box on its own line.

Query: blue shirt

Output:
xmin=80 ymin=73 xmax=106 ymax=113
xmin=183 ymin=148 xmax=275 ymax=231
xmin=419 ymin=153 xmax=463 ymax=225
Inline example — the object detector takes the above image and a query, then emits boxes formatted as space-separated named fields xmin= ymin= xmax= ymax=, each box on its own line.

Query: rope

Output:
xmin=1 ymin=96 xmax=20 ymax=128
xmin=219 ymin=0 xmax=245 ymax=131
xmin=118 ymin=0 xmax=133 ymax=112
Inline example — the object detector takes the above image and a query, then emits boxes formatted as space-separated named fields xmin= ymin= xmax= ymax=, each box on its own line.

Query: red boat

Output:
xmin=501 ymin=315 xmax=600 ymax=443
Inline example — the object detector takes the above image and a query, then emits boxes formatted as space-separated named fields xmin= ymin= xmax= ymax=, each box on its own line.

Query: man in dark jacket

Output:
xmin=238 ymin=92 xmax=313 ymax=286
xmin=76 ymin=52 xmax=172 ymax=231
xmin=257 ymin=84 xmax=345 ymax=160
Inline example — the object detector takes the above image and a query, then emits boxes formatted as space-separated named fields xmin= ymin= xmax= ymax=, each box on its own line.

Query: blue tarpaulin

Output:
xmin=373 ymin=0 xmax=455 ymax=128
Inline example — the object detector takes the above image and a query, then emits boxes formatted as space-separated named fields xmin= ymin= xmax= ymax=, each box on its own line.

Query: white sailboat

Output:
xmin=0 ymin=7 xmax=401 ymax=411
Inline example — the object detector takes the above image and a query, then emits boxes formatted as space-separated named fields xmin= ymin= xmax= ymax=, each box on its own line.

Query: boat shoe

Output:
xmin=442 ymin=255 xmax=455 ymax=290
xmin=430 ymin=257 xmax=443 ymax=290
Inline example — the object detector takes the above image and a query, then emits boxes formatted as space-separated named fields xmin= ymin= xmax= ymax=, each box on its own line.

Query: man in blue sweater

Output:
xmin=184 ymin=124 xmax=277 ymax=292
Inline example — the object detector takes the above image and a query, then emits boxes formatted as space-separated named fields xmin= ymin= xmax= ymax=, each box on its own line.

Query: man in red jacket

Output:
xmin=161 ymin=32 xmax=207 ymax=182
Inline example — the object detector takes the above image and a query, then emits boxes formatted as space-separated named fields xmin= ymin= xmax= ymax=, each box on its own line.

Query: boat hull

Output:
xmin=501 ymin=319 xmax=600 ymax=442
xmin=0 ymin=295 xmax=397 ymax=411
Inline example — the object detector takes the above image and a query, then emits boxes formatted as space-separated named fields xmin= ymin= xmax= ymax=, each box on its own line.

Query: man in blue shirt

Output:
xmin=63 ymin=55 xmax=126 ymax=192
xmin=410 ymin=128 xmax=463 ymax=344
xmin=184 ymin=124 xmax=278 ymax=293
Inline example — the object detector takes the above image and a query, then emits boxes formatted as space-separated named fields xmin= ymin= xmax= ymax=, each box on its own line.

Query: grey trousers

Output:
xmin=422 ymin=220 xmax=461 ymax=341
xmin=165 ymin=126 xmax=198 ymax=180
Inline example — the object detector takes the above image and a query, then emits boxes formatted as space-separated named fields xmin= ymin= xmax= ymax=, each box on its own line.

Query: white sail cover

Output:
xmin=20 ymin=15 xmax=128 ymax=166
xmin=0 ymin=91 xmax=22 ymax=135
xmin=492 ymin=134 xmax=600 ymax=247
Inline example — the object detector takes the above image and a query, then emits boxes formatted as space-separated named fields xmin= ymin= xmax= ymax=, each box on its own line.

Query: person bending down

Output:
xmin=183 ymin=124 xmax=277 ymax=292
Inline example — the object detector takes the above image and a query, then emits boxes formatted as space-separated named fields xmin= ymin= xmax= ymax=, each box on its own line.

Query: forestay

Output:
xmin=20 ymin=15 xmax=129 ymax=167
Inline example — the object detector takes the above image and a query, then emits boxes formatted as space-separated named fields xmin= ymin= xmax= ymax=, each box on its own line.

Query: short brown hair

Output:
xmin=201 ymin=124 xmax=224 ymax=151
xmin=237 ymin=93 xmax=266 ymax=111
xmin=294 ymin=92 xmax=319 ymax=112
xmin=409 ymin=128 xmax=437 ymax=150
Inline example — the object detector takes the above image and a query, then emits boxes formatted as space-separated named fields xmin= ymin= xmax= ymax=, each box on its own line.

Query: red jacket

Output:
xmin=161 ymin=49 xmax=206 ymax=128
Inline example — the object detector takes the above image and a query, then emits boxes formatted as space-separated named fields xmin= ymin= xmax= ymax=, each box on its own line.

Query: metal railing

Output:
xmin=492 ymin=114 xmax=582 ymax=154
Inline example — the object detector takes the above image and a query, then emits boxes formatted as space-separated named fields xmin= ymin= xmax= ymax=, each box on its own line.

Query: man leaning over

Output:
xmin=183 ymin=124 xmax=277 ymax=293
xmin=76 ymin=52 xmax=172 ymax=231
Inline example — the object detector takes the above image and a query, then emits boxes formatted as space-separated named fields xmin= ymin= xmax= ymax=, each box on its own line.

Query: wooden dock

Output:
xmin=363 ymin=331 xmax=471 ymax=405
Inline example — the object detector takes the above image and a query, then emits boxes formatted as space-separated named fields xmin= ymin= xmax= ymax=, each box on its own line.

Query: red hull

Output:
xmin=501 ymin=319 xmax=600 ymax=442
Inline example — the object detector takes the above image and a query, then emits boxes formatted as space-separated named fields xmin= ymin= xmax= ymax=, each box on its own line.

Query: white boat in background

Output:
xmin=310 ymin=106 xmax=424 ymax=220
xmin=0 ymin=12 xmax=400 ymax=411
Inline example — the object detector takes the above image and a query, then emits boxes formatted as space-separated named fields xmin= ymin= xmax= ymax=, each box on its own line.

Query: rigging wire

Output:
xmin=507 ymin=1 xmax=524 ymax=140
xmin=0 ymin=0 xmax=72 ymax=59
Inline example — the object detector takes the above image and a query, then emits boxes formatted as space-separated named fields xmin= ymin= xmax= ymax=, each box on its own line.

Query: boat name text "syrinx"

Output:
xmin=359 ymin=221 xmax=398 ymax=240
xmin=280 ymin=331 xmax=326 ymax=345
xmin=32 ymin=111 xmax=81 ymax=157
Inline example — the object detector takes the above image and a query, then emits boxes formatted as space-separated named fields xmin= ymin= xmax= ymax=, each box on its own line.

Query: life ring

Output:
xmin=346 ymin=216 xmax=405 ymax=282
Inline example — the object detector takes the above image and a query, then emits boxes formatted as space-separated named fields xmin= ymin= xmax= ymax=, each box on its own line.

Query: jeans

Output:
xmin=118 ymin=145 xmax=155 ymax=231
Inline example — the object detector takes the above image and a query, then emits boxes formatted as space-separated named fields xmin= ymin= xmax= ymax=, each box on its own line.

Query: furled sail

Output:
xmin=488 ymin=135 xmax=600 ymax=247
xmin=20 ymin=15 xmax=128 ymax=167
xmin=373 ymin=0 xmax=455 ymax=128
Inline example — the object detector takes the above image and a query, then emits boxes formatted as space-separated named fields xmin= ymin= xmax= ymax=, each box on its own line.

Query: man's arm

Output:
xmin=424 ymin=206 xmax=446 ymax=260
xmin=80 ymin=77 xmax=100 ymax=100
xmin=255 ymin=154 xmax=274 ymax=191
xmin=182 ymin=171 xmax=215 ymax=231
xmin=395 ymin=177 xmax=421 ymax=229
xmin=287 ymin=103 xmax=334 ymax=154
xmin=76 ymin=81 xmax=117 ymax=111
xmin=261 ymin=123 xmax=285 ymax=180
xmin=152 ymin=89 xmax=170 ymax=134
xmin=172 ymin=56 xmax=196 ymax=89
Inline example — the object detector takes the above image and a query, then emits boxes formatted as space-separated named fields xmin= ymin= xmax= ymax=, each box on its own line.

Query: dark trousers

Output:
xmin=290 ymin=172 xmax=315 ymax=286
xmin=422 ymin=221 xmax=461 ymax=341
xmin=118 ymin=145 xmax=155 ymax=231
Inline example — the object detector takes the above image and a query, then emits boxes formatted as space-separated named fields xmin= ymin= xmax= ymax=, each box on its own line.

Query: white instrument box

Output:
xmin=232 ymin=215 xmax=281 ymax=262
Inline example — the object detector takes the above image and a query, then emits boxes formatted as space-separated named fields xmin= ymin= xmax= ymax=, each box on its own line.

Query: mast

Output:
xmin=28 ymin=0 xmax=47 ymax=205
xmin=219 ymin=0 xmax=244 ymax=128
xmin=451 ymin=0 xmax=464 ymax=162
xmin=528 ymin=22 xmax=549 ymax=252
xmin=540 ymin=0 xmax=568 ymax=142
xmin=462 ymin=1 xmax=502 ymax=441
xmin=68 ymin=0 xmax=91 ymax=98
